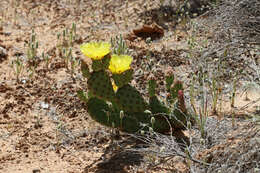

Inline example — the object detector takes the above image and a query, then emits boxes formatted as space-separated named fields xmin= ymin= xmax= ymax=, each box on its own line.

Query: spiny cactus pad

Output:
xmin=87 ymin=70 xmax=115 ymax=101
xmin=112 ymin=69 xmax=133 ymax=88
xmin=166 ymin=74 xmax=174 ymax=92
xmin=152 ymin=114 xmax=172 ymax=133
xmin=169 ymin=90 xmax=188 ymax=129
xmin=170 ymin=108 xmax=188 ymax=130
xmin=77 ymin=90 xmax=89 ymax=103
xmin=148 ymin=77 xmax=157 ymax=97
xmin=149 ymin=96 xmax=170 ymax=114
xmin=87 ymin=97 xmax=141 ymax=133
xmin=164 ymin=67 xmax=175 ymax=92
xmin=115 ymin=84 xmax=148 ymax=113
xmin=81 ymin=61 xmax=91 ymax=78
xmin=92 ymin=55 xmax=110 ymax=71
xmin=170 ymin=80 xmax=183 ymax=101
xmin=87 ymin=97 xmax=172 ymax=133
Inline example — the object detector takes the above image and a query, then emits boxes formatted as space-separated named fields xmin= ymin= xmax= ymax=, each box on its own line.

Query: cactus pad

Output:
xmin=81 ymin=61 xmax=91 ymax=78
xmin=164 ymin=67 xmax=175 ymax=91
xmin=149 ymin=96 xmax=170 ymax=114
xmin=115 ymin=84 xmax=148 ymax=113
xmin=112 ymin=69 xmax=133 ymax=88
xmin=86 ymin=97 xmax=172 ymax=133
xmin=87 ymin=97 xmax=141 ymax=133
xmin=169 ymin=90 xmax=188 ymax=129
xmin=170 ymin=80 xmax=183 ymax=100
xmin=92 ymin=55 xmax=111 ymax=71
xmin=148 ymin=75 xmax=157 ymax=97
xmin=87 ymin=70 xmax=115 ymax=101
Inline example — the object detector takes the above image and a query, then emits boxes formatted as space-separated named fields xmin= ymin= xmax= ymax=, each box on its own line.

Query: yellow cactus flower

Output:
xmin=80 ymin=42 xmax=111 ymax=60
xmin=109 ymin=54 xmax=133 ymax=74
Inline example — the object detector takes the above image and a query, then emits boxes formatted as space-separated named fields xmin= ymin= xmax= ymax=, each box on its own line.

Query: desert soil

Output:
xmin=0 ymin=0 xmax=259 ymax=173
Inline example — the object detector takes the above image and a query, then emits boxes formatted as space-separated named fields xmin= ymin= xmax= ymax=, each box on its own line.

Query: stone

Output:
xmin=0 ymin=46 xmax=7 ymax=63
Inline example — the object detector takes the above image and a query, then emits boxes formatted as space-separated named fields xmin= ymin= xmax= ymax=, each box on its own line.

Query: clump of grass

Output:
xmin=230 ymin=76 xmax=238 ymax=108
xmin=209 ymin=50 xmax=226 ymax=117
xmin=110 ymin=34 xmax=129 ymax=55
xmin=42 ymin=52 xmax=50 ymax=70
xmin=197 ymin=66 xmax=209 ymax=139
xmin=56 ymin=23 xmax=79 ymax=78
xmin=11 ymin=55 xmax=24 ymax=83
xmin=25 ymin=29 xmax=39 ymax=78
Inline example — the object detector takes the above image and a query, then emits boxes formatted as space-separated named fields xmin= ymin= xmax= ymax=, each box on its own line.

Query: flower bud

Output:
xmin=120 ymin=110 xmax=124 ymax=119
xmin=151 ymin=117 xmax=155 ymax=125
xmin=149 ymin=127 xmax=153 ymax=133
xmin=144 ymin=110 xmax=152 ymax=114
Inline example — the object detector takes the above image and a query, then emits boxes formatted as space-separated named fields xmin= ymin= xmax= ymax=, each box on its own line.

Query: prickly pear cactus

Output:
xmin=176 ymin=90 xmax=187 ymax=114
xmin=86 ymin=97 xmax=141 ymax=133
xmin=115 ymin=84 xmax=148 ymax=113
xmin=148 ymin=74 xmax=157 ymax=97
xmin=81 ymin=61 xmax=91 ymax=78
xmin=78 ymin=93 xmax=172 ymax=133
xmin=112 ymin=69 xmax=133 ymax=88
xmin=169 ymin=90 xmax=188 ymax=129
xmin=78 ymin=41 xmax=191 ymax=134
xmin=148 ymin=74 xmax=169 ymax=114
xmin=170 ymin=80 xmax=183 ymax=100
xmin=92 ymin=55 xmax=111 ymax=71
xmin=149 ymin=96 xmax=169 ymax=114
xmin=147 ymin=76 xmax=189 ymax=130
xmin=87 ymin=70 xmax=115 ymax=102
xmin=165 ymin=67 xmax=175 ymax=92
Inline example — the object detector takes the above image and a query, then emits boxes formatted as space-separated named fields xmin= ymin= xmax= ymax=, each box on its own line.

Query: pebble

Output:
xmin=40 ymin=101 xmax=49 ymax=109
xmin=32 ymin=169 xmax=41 ymax=173
xmin=0 ymin=46 xmax=7 ymax=58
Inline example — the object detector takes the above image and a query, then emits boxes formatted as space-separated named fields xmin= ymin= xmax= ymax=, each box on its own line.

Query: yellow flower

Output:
xmin=109 ymin=54 xmax=133 ymax=74
xmin=80 ymin=42 xmax=111 ymax=60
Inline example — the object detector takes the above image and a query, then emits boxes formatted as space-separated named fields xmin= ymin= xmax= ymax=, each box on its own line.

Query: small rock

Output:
xmin=21 ymin=79 xmax=27 ymax=84
xmin=40 ymin=101 xmax=49 ymax=109
xmin=0 ymin=46 xmax=7 ymax=63
xmin=32 ymin=169 xmax=41 ymax=173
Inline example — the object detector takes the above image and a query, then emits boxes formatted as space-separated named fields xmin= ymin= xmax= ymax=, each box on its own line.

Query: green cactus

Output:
xmin=81 ymin=69 xmax=189 ymax=132
xmin=91 ymin=54 xmax=111 ymax=71
xmin=115 ymin=84 xmax=148 ymax=113
xmin=169 ymin=90 xmax=188 ymax=129
xmin=78 ymin=41 xmax=192 ymax=134
xmin=147 ymin=76 xmax=170 ymax=114
xmin=170 ymin=80 xmax=183 ymax=101
xmin=83 ymin=96 xmax=172 ymax=133
xmin=78 ymin=90 xmax=187 ymax=133
xmin=152 ymin=114 xmax=172 ymax=132
xmin=148 ymin=75 xmax=157 ymax=97
xmin=77 ymin=90 xmax=89 ymax=103
xmin=81 ymin=61 xmax=91 ymax=78
xmin=86 ymin=97 xmax=141 ymax=133
xmin=149 ymin=96 xmax=170 ymax=114
xmin=79 ymin=76 xmax=189 ymax=132
xmin=87 ymin=70 xmax=115 ymax=102
xmin=165 ymin=73 xmax=174 ymax=92
xmin=112 ymin=69 xmax=133 ymax=88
